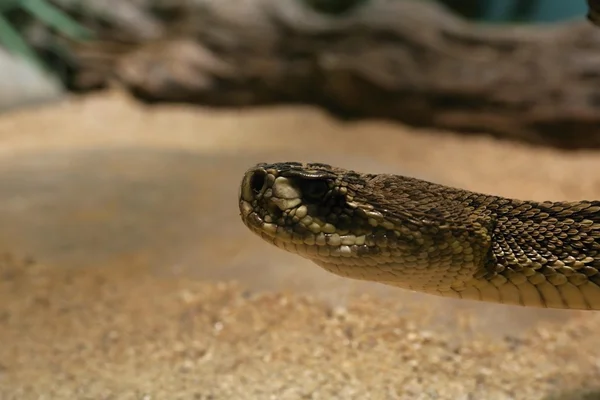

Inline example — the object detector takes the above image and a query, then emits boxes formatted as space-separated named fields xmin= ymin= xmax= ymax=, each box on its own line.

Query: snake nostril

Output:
xmin=250 ymin=169 xmax=267 ymax=196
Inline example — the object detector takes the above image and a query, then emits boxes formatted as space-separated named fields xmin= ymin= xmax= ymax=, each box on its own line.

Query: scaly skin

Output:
xmin=238 ymin=162 xmax=600 ymax=310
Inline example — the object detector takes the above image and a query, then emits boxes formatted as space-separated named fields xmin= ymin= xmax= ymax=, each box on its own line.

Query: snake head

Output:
xmin=239 ymin=162 xmax=491 ymax=292
xmin=238 ymin=162 xmax=383 ymax=260
xmin=238 ymin=161 xmax=444 ymax=289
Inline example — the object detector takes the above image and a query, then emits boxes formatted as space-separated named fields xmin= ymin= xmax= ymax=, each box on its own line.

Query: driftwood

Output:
xmin=67 ymin=0 xmax=600 ymax=150
xmin=589 ymin=0 xmax=600 ymax=26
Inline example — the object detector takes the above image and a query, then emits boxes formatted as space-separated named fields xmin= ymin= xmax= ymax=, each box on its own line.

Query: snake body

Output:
xmin=238 ymin=162 xmax=600 ymax=310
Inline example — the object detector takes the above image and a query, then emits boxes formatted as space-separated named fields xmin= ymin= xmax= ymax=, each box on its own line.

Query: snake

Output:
xmin=238 ymin=162 xmax=600 ymax=310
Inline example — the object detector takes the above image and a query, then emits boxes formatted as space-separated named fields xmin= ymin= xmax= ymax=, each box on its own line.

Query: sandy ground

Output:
xmin=2 ymin=91 xmax=600 ymax=398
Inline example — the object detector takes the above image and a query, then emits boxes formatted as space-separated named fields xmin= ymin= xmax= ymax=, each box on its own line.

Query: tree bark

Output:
xmin=69 ymin=0 xmax=600 ymax=150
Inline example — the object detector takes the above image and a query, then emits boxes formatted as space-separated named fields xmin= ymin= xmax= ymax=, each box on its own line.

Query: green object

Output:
xmin=0 ymin=0 xmax=93 ymax=74
xmin=0 ymin=11 xmax=46 ymax=70
xmin=0 ymin=0 xmax=20 ymax=12
xmin=19 ymin=0 xmax=92 ymax=39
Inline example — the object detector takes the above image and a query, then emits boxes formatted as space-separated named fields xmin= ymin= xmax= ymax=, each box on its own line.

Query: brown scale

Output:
xmin=481 ymin=200 xmax=600 ymax=284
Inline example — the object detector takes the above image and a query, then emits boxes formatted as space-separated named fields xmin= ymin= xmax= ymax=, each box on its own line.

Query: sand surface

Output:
xmin=1 ymin=91 xmax=600 ymax=399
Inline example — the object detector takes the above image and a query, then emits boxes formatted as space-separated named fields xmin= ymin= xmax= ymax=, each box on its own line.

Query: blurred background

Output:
xmin=0 ymin=0 xmax=592 ymax=114
xmin=1 ymin=1 xmax=600 ymax=399
xmin=441 ymin=0 xmax=586 ymax=21
xmin=0 ymin=0 xmax=596 ymax=317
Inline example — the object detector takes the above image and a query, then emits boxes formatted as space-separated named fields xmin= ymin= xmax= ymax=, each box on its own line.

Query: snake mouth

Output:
xmin=239 ymin=163 xmax=386 ymax=262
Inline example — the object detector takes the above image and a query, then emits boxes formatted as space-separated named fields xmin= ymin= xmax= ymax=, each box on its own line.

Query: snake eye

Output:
xmin=299 ymin=179 xmax=329 ymax=201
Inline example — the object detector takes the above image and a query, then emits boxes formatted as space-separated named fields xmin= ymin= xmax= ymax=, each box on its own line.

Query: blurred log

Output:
xmin=70 ymin=0 xmax=600 ymax=150
xmin=588 ymin=0 xmax=600 ymax=26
